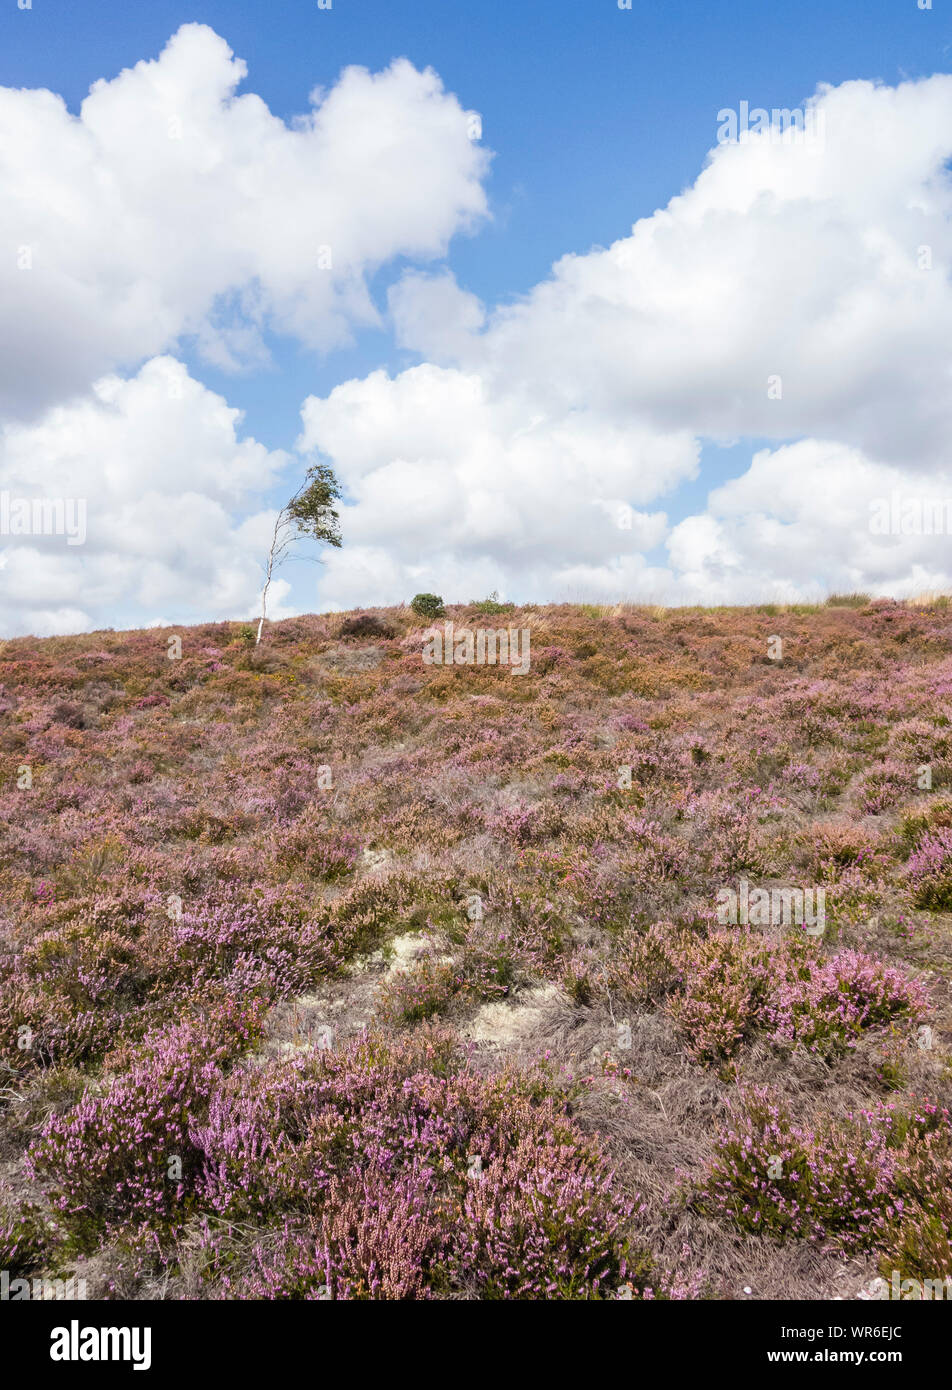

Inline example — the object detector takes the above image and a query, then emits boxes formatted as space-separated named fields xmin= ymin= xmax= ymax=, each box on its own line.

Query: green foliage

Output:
xmin=469 ymin=591 xmax=515 ymax=616
xmin=285 ymin=463 xmax=342 ymax=548
xmin=410 ymin=593 xmax=445 ymax=619
xmin=825 ymin=592 xmax=871 ymax=608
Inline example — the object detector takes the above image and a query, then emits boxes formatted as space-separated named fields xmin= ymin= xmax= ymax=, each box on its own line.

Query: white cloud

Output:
xmin=299 ymin=74 xmax=952 ymax=606
xmin=667 ymin=440 xmax=952 ymax=603
xmin=0 ymin=24 xmax=489 ymax=418
xmin=298 ymin=363 xmax=691 ymax=603
xmin=0 ymin=357 xmax=289 ymax=636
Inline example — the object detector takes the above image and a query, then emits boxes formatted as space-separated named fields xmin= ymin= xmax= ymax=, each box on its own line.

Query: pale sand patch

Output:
xmin=460 ymin=983 xmax=565 ymax=1047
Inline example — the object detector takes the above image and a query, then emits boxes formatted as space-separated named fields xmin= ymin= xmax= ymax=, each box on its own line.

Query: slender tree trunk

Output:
xmin=256 ymin=528 xmax=278 ymax=646
xmin=256 ymin=571 xmax=271 ymax=645
xmin=256 ymin=580 xmax=268 ymax=645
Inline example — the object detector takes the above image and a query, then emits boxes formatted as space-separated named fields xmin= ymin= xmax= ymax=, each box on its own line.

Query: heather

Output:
xmin=697 ymin=1091 xmax=952 ymax=1281
xmin=1 ymin=598 xmax=951 ymax=1298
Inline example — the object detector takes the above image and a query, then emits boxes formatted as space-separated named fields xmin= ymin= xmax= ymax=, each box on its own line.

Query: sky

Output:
xmin=0 ymin=0 xmax=951 ymax=634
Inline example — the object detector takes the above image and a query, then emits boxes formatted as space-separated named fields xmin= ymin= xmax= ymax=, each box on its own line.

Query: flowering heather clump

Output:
xmin=27 ymin=1002 xmax=267 ymax=1251
xmin=698 ymin=1090 xmax=899 ymax=1251
xmin=377 ymin=924 xmax=517 ymax=1025
xmin=699 ymin=1092 xmax=952 ymax=1269
xmin=452 ymin=1132 xmax=634 ymax=1299
xmin=606 ymin=928 xmax=924 ymax=1066
xmin=807 ymin=821 xmax=886 ymax=877
xmin=685 ymin=788 xmax=779 ymax=877
xmin=603 ymin=921 xmax=685 ymax=1003
xmin=907 ymin=826 xmax=952 ymax=908
xmin=857 ymin=759 xmax=914 ymax=815
xmin=273 ymin=804 xmax=360 ymax=881
xmin=764 ymin=950 xmax=927 ymax=1057
xmin=879 ymin=1100 xmax=952 ymax=1282
xmin=166 ymin=885 xmax=341 ymax=997
xmin=0 ymin=1190 xmax=46 ymax=1275
xmin=236 ymin=1172 xmax=452 ymax=1300
xmin=187 ymin=1032 xmax=643 ymax=1300
xmin=665 ymin=933 xmax=773 ymax=1065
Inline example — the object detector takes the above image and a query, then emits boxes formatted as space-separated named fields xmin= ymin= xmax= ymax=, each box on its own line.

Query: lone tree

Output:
xmin=257 ymin=462 xmax=342 ymax=644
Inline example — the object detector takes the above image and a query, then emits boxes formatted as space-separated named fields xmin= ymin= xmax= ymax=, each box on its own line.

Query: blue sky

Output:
xmin=2 ymin=0 xmax=943 ymax=466
xmin=1 ymin=0 xmax=951 ymax=628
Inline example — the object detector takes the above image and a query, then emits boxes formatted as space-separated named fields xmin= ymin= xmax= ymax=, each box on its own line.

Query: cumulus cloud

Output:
xmin=0 ymin=357 xmax=290 ymax=636
xmin=0 ymin=23 xmax=489 ymax=418
xmin=298 ymin=363 xmax=690 ymax=603
xmin=667 ymin=441 xmax=952 ymax=604
xmin=299 ymin=73 xmax=952 ymax=606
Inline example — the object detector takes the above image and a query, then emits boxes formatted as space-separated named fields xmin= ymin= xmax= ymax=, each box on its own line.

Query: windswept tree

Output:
xmin=257 ymin=463 xmax=342 ymax=644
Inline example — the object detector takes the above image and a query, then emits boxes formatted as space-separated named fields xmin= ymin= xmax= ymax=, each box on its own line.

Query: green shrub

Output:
xmin=825 ymin=593 xmax=871 ymax=608
xmin=410 ymin=593 xmax=445 ymax=619
xmin=468 ymin=592 xmax=515 ymax=616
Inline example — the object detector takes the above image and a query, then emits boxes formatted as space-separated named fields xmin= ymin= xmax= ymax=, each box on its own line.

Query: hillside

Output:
xmin=2 ymin=598 xmax=951 ymax=1300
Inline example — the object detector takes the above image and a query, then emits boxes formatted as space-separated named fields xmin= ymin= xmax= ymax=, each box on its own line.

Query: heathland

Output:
xmin=1 ymin=597 xmax=951 ymax=1299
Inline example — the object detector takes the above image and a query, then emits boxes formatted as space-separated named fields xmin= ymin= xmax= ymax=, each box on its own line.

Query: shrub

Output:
xmin=604 ymin=922 xmax=684 ymax=1004
xmin=410 ymin=593 xmax=446 ymax=620
xmin=698 ymin=1090 xmax=897 ymax=1250
xmin=0 ymin=1191 xmax=47 ymax=1275
xmin=188 ymin=1032 xmax=641 ymax=1300
xmin=825 ymin=593 xmax=871 ymax=608
xmin=468 ymin=592 xmax=515 ymax=617
xmin=880 ymin=1102 xmax=952 ymax=1284
xmin=338 ymin=613 xmax=395 ymax=640
xmin=699 ymin=1091 xmax=952 ymax=1270
xmin=666 ymin=933 xmax=773 ymax=1065
xmin=765 ymin=950 xmax=926 ymax=1057
xmin=907 ymin=826 xmax=952 ymax=908
xmin=27 ymin=1002 xmax=266 ymax=1252
xmin=897 ymin=798 xmax=952 ymax=853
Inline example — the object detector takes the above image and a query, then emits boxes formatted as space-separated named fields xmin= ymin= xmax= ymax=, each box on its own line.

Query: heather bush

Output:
xmin=450 ymin=1131 xmax=634 ymax=1298
xmin=272 ymin=804 xmax=360 ymax=883
xmin=685 ymin=788 xmax=778 ymax=877
xmin=907 ymin=826 xmax=952 ymax=908
xmin=880 ymin=1101 xmax=952 ymax=1283
xmin=897 ymin=797 xmax=952 ymax=853
xmin=806 ymin=821 xmax=886 ymax=877
xmin=338 ymin=613 xmax=395 ymax=640
xmin=27 ymin=999 xmax=267 ymax=1252
xmin=604 ymin=922 xmax=685 ymax=1004
xmin=857 ymin=759 xmax=913 ymax=815
xmin=0 ymin=1190 xmax=46 ymax=1274
xmin=698 ymin=1090 xmax=898 ymax=1251
xmin=187 ymin=1032 xmax=640 ymax=1300
xmin=764 ymin=950 xmax=926 ymax=1058
xmin=665 ymin=933 xmax=773 ymax=1065
xmin=410 ymin=593 xmax=445 ymax=620
xmin=650 ymin=932 xmax=925 ymax=1066
xmin=700 ymin=1091 xmax=952 ymax=1269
